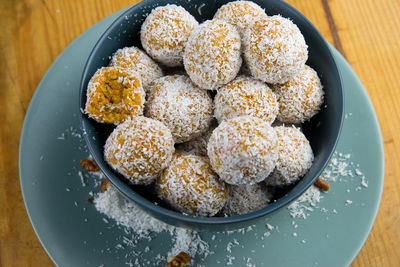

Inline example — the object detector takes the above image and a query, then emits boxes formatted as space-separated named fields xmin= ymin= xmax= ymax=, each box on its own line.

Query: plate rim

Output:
xmin=18 ymin=7 xmax=384 ymax=267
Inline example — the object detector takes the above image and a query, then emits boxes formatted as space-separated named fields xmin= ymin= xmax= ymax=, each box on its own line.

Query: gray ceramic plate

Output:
xmin=19 ymin=9 xmax=384 ymax=267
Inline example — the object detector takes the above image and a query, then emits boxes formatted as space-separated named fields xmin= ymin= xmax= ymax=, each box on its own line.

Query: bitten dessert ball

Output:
xmin=208 ymin=116 xmax=278 ymax=185
xmin=273 ymin=65 xmax=324 ymax=124
xmin=214 ymin=1 xmax=267 ymax=38
xmin=214 ymin=76 xmax=279 ymax=124
xmin=265 ymin=126 xmax=314 ymax=186
xmin=157 ymin=154 xmax=227 ymax=216
xmin=104 ymin=116 xmax=174 ymax=185
xmin=140 ymin=5 xmax=198 ymax=67
xmin=223 ymin=183 xmax=271 ymax=216
xmin=85 ymin=66 xmax=145 ymax=124
xmin=184 ymin=19 xmax=242 ymax=90
xmin=243 ymin=15 xmax=308 ymax=84
xmin=109 ymin=46 xmax=163 ymax=93
xmin=145 ymin=75 xmax=213 ymax=143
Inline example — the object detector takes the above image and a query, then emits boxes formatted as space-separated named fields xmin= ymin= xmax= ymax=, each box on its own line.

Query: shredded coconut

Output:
xmin=184 ymin=19 xmax=242 ymax=90
xmin=78 ymin=171 xmax=86 ymax=187
xmin=141 ymin=5 xmax=198 ymax=67
xmin=145 ymin=75 xmax=213 ymax=143
xmin=223 ymin=183 xmax=271 ymax=216
xmin=109 ymin=46 xmax=163 ymax=93
xmin=175 ymin=118 xmax=218 ymax=157
xmin=243 ymin=15 xmax=308 ymax=84
xmin=214 ymin=76 xmax=279 ymax=124
xmin=104 ymin=116 xmax=174 ymax=184
xmin=273 ymin=65 xmax=324 ymax=124
xmin=214 ymin=1 xmax=267 ymax=39
xmin=208 ymin=116 xmax=278 ymax=185
xmin=288 ymin=185 xmax=322 ymax=219
xmin=265 ymin=125 xmax=314 ymax=186
xmin=158 ymin=154 xmax=227 ymax=216
xmin=94 ymin=185 xmax=211 ymax=260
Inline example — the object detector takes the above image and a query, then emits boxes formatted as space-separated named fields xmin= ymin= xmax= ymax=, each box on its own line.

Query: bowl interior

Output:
xmin=79 ymin=0 xmax=343 ymax=231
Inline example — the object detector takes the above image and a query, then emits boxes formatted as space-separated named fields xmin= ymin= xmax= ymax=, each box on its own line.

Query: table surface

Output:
xmin=1 ymin=0 xmax=399 ymax=266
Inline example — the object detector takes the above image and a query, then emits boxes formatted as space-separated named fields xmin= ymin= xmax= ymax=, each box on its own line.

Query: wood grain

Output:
xmin=1 ymin=0 xmax=399 ymax=266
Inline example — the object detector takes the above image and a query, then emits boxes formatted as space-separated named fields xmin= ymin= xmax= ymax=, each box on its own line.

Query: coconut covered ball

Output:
xmin=104 ymin=116 xmax=174 ymax=185
xmin=85 ymin=66 xmax=145 ymax=124
xmin=109 ymin=46 xmax=163 ymax=93
xmin=145 ymin=75 xmax=213 ymax=143
xmin=243 ymin=15 xmax=308 ymax=84
xmin=214 ymin=76 xmax=279 ymax=124
xmin=157 ymin=154 xmax=227 ymax=216
xmin=175 ymin=118 xmax=218 ymax=157
xmin=214 ymin=1 xmax=267 ymax=39
xmin=265 ymin=126 xmax=314 ymax=186
xmin=184 ymin=19 xmax=242 ymax=90
xmin=273 ymin=65 xmax=324 ymax=124
xmin=208 ymin=116 xmax=278 ymax=185
xmin=140 ymin=5 xmax=198 ymax=67
xmin=223 ymin=183 xmax=272 ymax=216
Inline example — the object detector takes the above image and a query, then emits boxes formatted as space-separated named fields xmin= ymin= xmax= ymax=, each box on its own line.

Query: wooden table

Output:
xmin=1 ymin=0 xmax=399 ymax=266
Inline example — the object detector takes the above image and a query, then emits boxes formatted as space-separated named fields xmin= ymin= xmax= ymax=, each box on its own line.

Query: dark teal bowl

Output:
xmin=80 ymin=0 xmax=343 ymax=231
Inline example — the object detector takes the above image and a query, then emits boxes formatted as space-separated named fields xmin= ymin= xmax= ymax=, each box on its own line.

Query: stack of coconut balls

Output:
xmin=84 ymin=1 xmax=324 ymax=217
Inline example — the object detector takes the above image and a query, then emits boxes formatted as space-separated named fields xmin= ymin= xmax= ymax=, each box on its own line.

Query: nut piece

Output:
xmin=101 ymin=179 xmax=111 ymax=193
xmin=167 ymin=251 xmax=191 ymax=267
xmin=80 ymin=158 xmax=99 ymax=172
xmin=314 ymin=177 xmax=330 ymax=192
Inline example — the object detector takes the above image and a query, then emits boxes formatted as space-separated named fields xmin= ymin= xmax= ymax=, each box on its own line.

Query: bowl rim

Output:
xmin=79 ymin=0 xmax=344 ymax=226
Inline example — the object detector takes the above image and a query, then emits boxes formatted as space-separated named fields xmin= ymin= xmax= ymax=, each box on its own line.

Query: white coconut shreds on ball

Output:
xmin=175 ymin=118 xmax=218 ymax=157
xmin=183 ymin=19 xmax=242 ymax=90
xmin=265 ymin=125 xmax=314 ymax=186
xmin=273 ymin=65 xmax=324 ymax=124
xmin=243 ymin=15 xmax=308 ymax=84
xmin=213 ymin=1 xmax=267 ymax=39
xmin=85 ymin=66 xmax=145 ymax=125
xmin=140 ymin=4 xmax=198 ymax=67
xmin=145 ymin=75 xmax=213 ymax=143
xmin=214 ymin=76 xmax=279 ymax=124
xmin=109 ymin=46 xmax=163 ymax=93
xmin=207 ymin=116 xmax=278 ymax=185
xmin=104 ymin=116 xmax=174 ymax=185
xmin=222 ymin=183 xmax=272 ymax=216
xmin=157 ymin=154 xmax=227 ymax=216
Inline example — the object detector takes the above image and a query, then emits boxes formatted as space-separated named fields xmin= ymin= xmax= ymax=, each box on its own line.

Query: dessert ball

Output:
xmin=184 ymin=19 xmax=242 ymax=90
xmin=85 ymin=66 xmax=145 ymax=124
xmin=265 ymin=126 xmax=314 ymax=186
xmin=223 ymin=183 xmax=271 ymax=216
xmin=214 ymin=1 xmax=267 ymax=39
xmin=145 ymin=75 xmax=213 ymax=143
xmin=208 ymin=116 xmax=278 ymax=185
xmin=243 ymin=15 xmax=308 ymax=84
xmin=157 ymin=154 xmax=227 ymax=216
xmin=175 ymin=118 xmax=218 ymax=157
xmin=109 ymin=46 xmax=163 ymax=93
xmin=140 ymin=5 xmax=198 ymax=67
xmin=214 ymin=76 xmax=279 ymax=124
xmin=273 ymin=65 xmax=324 ymax=124
xmin=104 ymin=116 xmax=174 ymax=185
